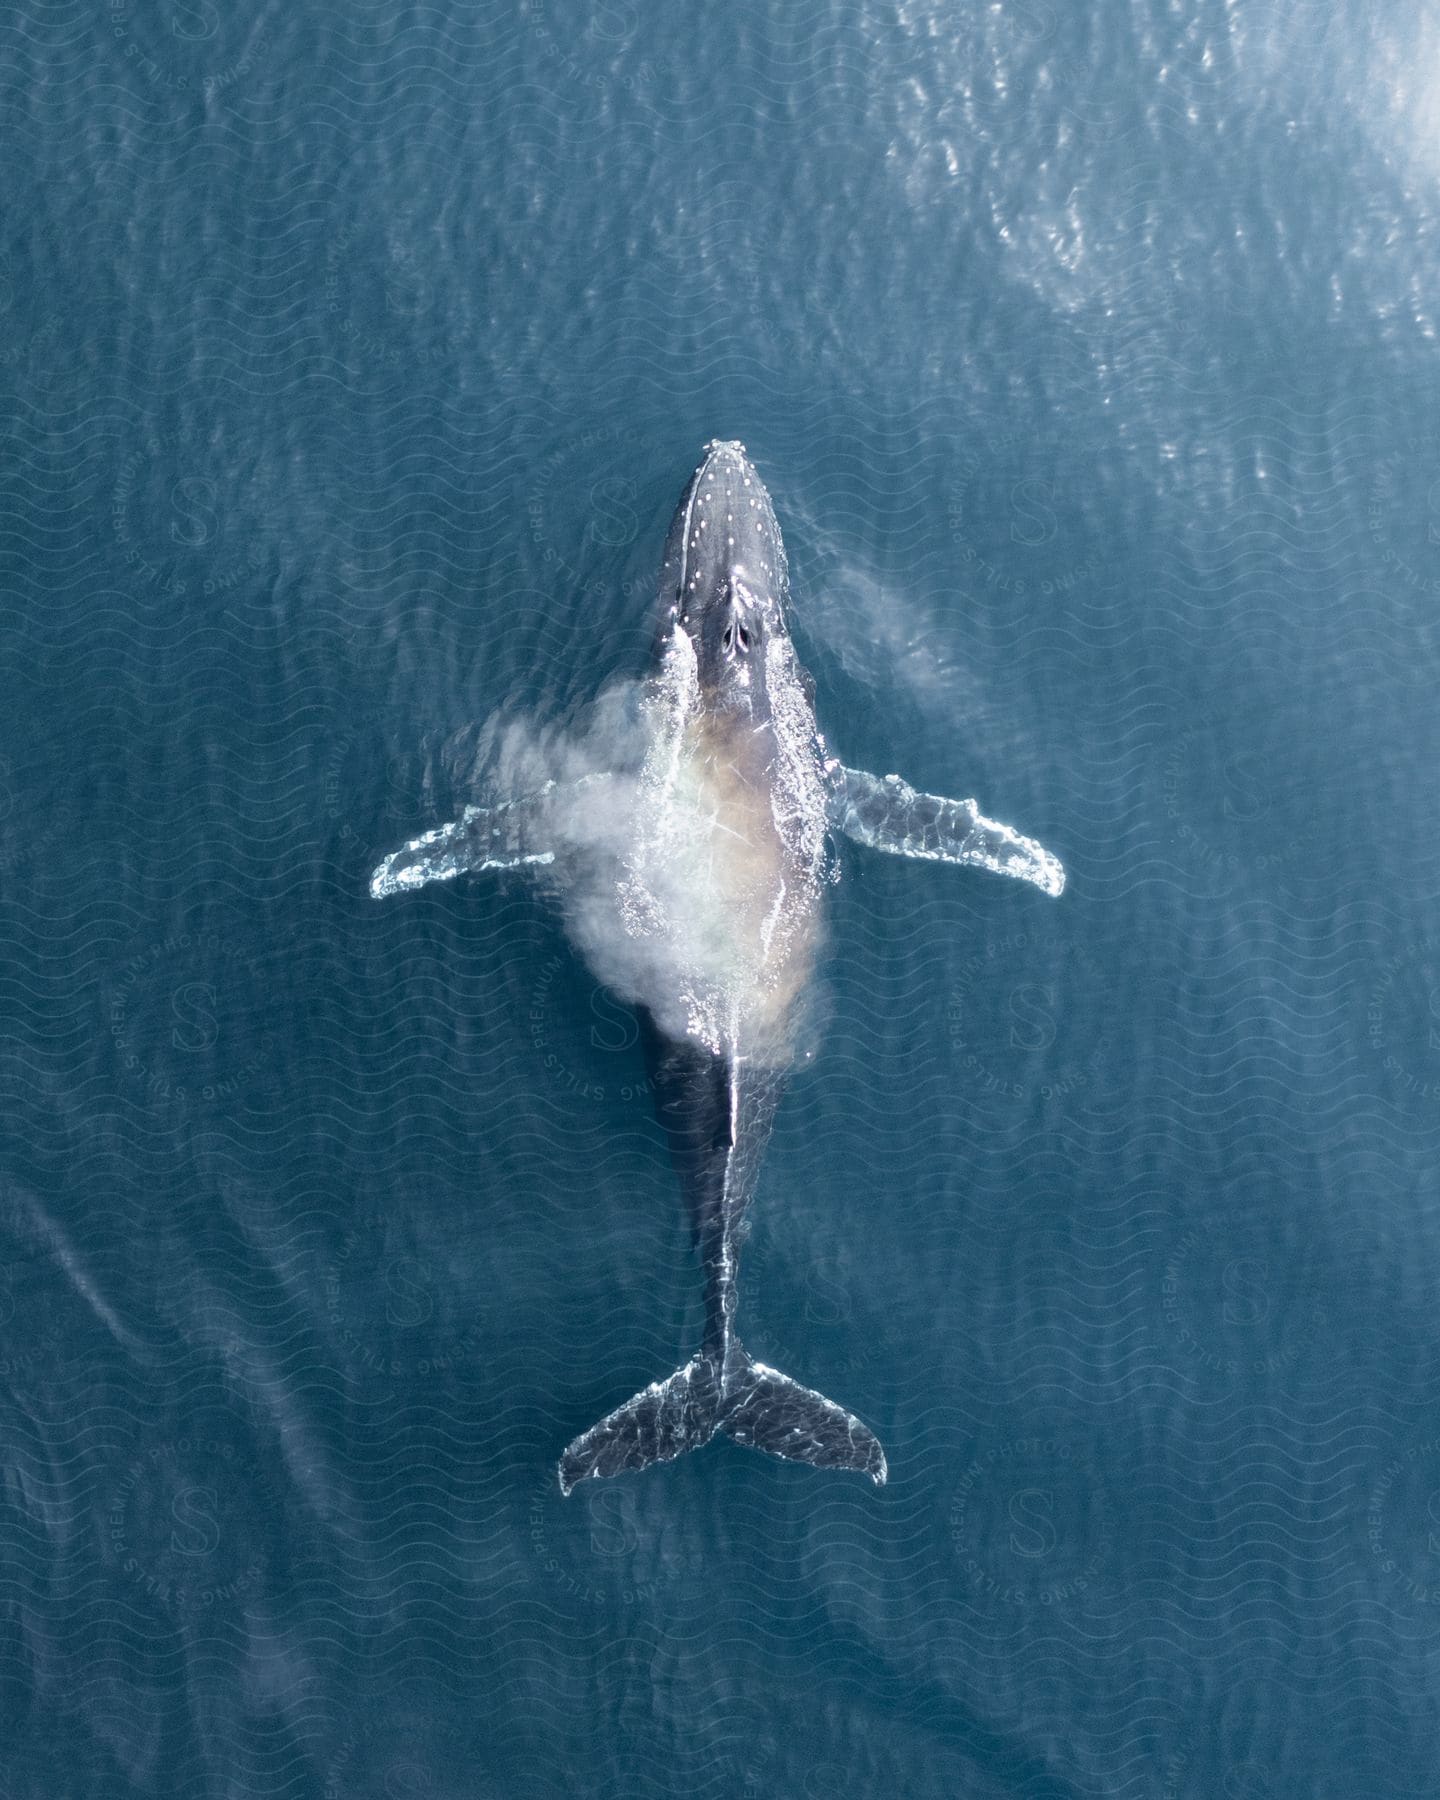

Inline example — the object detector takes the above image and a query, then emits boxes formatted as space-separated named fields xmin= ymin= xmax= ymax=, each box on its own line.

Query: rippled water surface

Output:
xmin=5 ymin=1 xmax=1440 ymax=1794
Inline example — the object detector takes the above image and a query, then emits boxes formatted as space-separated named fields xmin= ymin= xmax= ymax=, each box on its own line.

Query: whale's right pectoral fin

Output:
xmin=827 ymin=764 xmax=1064 ymax=897
xmin=369 ymin=782 xmax=562 ymax=899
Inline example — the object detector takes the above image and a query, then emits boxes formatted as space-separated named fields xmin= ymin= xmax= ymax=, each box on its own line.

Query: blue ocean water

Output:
xmin=3 ymin=0 xmax=1439 ymax=1793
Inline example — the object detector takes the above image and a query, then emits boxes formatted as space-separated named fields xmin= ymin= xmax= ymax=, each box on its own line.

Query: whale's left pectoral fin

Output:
xmin=827 ymin=764 xmax=1065 ymax=898
xmin=370 ymin=781 xmax=565 ymax=899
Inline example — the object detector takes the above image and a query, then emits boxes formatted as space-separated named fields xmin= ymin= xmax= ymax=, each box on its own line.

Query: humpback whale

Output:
xmin=370 ymin=441 xmax=1064 ymax=1494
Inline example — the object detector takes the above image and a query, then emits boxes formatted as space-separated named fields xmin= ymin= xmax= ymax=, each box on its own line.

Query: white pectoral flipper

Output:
xmin=826 ymin=764 xmax=1065 ymax=898
xmin=370 ymin=780 xmax=566 ymax=899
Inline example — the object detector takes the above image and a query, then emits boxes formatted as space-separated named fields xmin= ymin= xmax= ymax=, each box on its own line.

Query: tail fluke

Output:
xmin=558 ymin=1356 xmax=719 ymax=1496
xmin=558 ymin=1347 xmax=886 ymax=1495
xmin=721 ymin=1359 xmax=888 ymax=1483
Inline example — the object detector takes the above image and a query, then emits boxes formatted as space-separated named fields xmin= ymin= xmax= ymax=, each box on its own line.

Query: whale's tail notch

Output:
xmin=557 ymin=1345 xmax=886 ymax=1495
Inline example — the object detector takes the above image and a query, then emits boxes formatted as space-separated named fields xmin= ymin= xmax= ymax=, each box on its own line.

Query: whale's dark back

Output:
xmin=656 ymin=440 xmax=790 ymax=642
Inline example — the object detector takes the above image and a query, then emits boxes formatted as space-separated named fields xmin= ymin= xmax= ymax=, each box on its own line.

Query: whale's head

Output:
xmin=656 ymin=440 xmax=791 ymax=719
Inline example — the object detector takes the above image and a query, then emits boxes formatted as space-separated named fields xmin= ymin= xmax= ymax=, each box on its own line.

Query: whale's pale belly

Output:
xmin=659 ymin=713 xmax=821 ymax=1049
